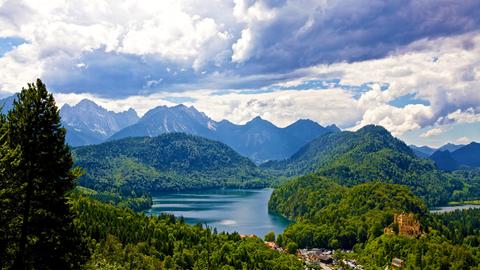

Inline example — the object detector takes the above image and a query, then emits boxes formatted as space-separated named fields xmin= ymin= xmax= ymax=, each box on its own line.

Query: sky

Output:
xmin=0 ymin=0 xmax=479 ymax=147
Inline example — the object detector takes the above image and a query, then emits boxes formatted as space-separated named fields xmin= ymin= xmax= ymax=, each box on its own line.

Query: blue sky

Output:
xmin=0 ymin=0 xmax=479 ymax=147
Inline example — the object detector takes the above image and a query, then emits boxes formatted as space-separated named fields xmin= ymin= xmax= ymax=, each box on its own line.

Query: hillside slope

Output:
xmin=264 ymin=125 xmax=466 ymax=205
xmin=269 ymin=175 xmax=427 ymax=249
xmin=74 ymin=133 xmax=268 ymax=195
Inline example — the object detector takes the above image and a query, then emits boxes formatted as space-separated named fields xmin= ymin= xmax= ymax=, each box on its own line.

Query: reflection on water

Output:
xmin=430 ymin=204 xmax=480 ymax=214
xmin=145 ymin=188 xmax=290 ymax=237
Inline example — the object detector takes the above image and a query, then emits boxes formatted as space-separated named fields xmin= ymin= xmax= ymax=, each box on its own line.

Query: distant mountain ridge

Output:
xmin=61 ymin=99 xmax=139 ymax=146
xmin=438 ymin=143 xmax=465 ymax=152
xmin=1 ymin=95 xmax=140 ymax=146
xmin=409 ymin=145 xmax=436 ymax=158
xmin=109 ymin=104 xmax=215 ymax=140
xmin=1 ymin=94 xmax=337 ymax=162
xmin=109 ymin=104 xmax=340 ymax=162
xmin=0 ymin=95 xmax=16 ymax=114
xmin=431 ymin=142 xmax=480 ymax=171
xmin=409 ymin=143 xmax=465 ymax=158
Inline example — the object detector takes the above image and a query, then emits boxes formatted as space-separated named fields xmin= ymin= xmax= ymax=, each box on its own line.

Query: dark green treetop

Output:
xmin=0 ymin=79 xmax=87 ymax=269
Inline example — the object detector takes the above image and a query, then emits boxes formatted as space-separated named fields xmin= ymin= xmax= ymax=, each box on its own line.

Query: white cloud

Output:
xmin=0 ymin=43 xmax=43 ymax=92
xmin=0 ymin=0 xmax=479 ymax=146
xmin=49 ymin=30 xmax=480 ymax=135
xmin=420 ymin=127 xmax=444 ymax=138
xmin=0 ymin=0 xmax=235 ymax=85
xmin=231 ymin=0 xmax=277 ymax=63
xmin=191 ymin=88 xmax=361 ymax=127
xmin=353 ymin=103 xmax=433 ymax=136
xmin=233 ymin=0 xmax=277 ymax=23
xmin=443 ymin=108 xmax=480 ymax=124
xmin=232 ymin=28 xmax=253 ymax=63
xmin=287 ymin=31 xmax=480 ymax=135
xmin=456 ymin=136 xmax=471 ymax=145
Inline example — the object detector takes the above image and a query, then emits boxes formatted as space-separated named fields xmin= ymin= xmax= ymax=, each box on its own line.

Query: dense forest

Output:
xmin=269 ymin=174 xmax=480 ymax=269
xmin=269 ymin=176 xmax=428 ymax=249
xmin=264 ymin=125 xmax=480 ymax=206
xmin=72 ymin=195 xmax=303 ymax=269
xmin=74 ymin=134 xmax=269 ymax=196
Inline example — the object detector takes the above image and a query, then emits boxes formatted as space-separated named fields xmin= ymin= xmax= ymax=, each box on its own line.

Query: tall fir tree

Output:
xmin=0 ymin=79 xmax=87 ymax=269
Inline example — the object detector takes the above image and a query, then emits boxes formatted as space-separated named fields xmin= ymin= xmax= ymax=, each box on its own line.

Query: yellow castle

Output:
xmin=384 ymin=212 xmax=421 ymax=237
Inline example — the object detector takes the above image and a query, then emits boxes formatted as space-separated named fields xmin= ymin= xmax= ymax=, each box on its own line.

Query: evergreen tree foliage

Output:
xmin=0 ymin=79 xmax=87 ymax=269
xmin=270 ymin=174 xmax=480 ymax=268
xmin=264 ymin=231 xmax=275 ymax=242
xmin=72 ymin=195 xmax=303 ymax=269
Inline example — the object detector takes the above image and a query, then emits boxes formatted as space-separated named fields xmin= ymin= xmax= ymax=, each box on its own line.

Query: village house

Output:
xmin=297 ymin=248 xmax=334 ymax=264
xmin=392 ymin=257 xmax=404 ymax=269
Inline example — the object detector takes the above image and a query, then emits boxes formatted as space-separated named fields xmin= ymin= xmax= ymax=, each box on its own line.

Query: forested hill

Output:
xmin=268 ymin=174 xmax=480 ymax=269
xmin=264 ymin=125 xmax=475 ymax=206
xmin=269 ymin=176 xmax=427 ymax=248
xmin=269 ymin=175 xmax=427 ymax=222
xmin=263 ymin=125 xmax=414 ymax=175
xmin=73 ymin=133 xmax=269 ymax=195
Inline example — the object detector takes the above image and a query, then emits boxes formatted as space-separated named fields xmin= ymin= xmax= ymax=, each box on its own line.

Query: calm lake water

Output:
xmin=145 ymin=188 xmax=290 ymax=237
xmin=430 ymin=204 xmax=480 ymax=214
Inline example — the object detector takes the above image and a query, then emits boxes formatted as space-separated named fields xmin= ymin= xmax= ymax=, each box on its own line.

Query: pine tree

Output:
xmin=0 ymin=79 xmax=87 ymax=269
xmin=0 ymin=111 xmax=23 ymax=266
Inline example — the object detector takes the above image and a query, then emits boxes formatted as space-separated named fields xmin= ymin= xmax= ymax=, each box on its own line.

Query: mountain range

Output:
xmin=408 ymin=141 xmax=480 ymax=171
xmin=409 ymin=143 xmax=465 ymax=158
xmin=430 ymin=142 xmax=480 ymax=171
xmin=1 ymin=95 xmax=140 ymax=146
xmin=61 ymin=99 xmax=140 ymax=146
xmin=2 ymin=94 xmax=477 ymax=167
xmin=0 ymin=95 xmax=339 ymax=162
xmin=0 ymin=95 xmax=16 ymax=114
xmin=108 ymin=104 xmax=339 ymax=162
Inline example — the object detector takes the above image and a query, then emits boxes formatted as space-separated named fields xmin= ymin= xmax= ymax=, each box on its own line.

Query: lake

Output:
xmin=430 ymin=204 xmax=480 ymax=214
xmin=145 ymin=188 xmax=290 ymax=237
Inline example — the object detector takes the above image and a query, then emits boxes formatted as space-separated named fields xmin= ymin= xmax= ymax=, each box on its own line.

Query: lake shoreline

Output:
xmin=430 ymin=204 xmax=480 ymax=214
xmin=146 ymin=188 xmax=291 ymax=237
